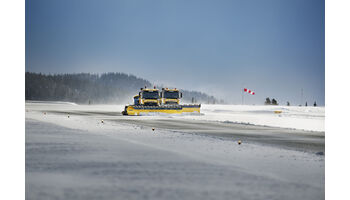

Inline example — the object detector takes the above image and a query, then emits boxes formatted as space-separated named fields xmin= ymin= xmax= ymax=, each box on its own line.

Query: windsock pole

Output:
xmin=242 ymin=88 xmax=255 ymax=105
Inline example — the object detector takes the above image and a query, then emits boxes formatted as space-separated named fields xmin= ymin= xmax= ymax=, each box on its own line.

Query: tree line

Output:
xmin=25 ymin=72 xmax=218 ymax=104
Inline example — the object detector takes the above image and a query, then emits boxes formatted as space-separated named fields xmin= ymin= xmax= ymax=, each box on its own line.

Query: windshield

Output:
xmin=142 ymin=91 xmax=159 ymax=99
xmin=163 ymin=91 xmax=179 ymax=99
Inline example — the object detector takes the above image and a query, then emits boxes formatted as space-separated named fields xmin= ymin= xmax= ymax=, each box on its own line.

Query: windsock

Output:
xmin=244 ymin=88 xmax=255 ymax=95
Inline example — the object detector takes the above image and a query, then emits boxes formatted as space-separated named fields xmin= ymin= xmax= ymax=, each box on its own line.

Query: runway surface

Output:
xmin=115 ymin=118 xmax=324 ymax=153
xmin=44 ymin=108 xmax=325 ymax=153
xmin=25 ymin=102 xmax=325 ymax=200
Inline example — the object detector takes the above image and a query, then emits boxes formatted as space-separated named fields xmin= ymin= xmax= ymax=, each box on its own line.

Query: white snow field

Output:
xmin=182 ymin=104 xmax=325 ymax=132
xmin=25 ymin=101 xmax=324 ymax=200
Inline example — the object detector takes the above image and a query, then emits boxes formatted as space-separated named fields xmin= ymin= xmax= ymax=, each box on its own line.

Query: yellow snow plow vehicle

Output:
xmin=122 ymin=87 xmax=201 ymax=115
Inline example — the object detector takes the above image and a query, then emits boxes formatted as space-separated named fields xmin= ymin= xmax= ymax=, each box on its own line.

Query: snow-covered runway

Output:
xmin=25 ymin=102 xmax=324 ymax=200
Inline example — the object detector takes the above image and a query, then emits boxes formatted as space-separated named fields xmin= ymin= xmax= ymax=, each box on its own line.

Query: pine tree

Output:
xmin=271 ymin=98 xmax=278 ymax=105
xmin=265 ymin=97 xmax=271 ymax=105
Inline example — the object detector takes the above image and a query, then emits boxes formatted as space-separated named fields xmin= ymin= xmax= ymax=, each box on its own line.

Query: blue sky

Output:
xmin=26 ymin=0 xmax=324 ymax=105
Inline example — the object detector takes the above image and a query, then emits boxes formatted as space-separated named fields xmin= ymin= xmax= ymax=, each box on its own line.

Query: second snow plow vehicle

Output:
xmin=161 ymin=88 xmax=182 ymax=105
xmin=122 ymin=87 xmax=201 ymax=115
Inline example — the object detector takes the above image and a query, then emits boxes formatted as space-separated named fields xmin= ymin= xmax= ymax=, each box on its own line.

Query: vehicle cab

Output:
xmin=139 ymin=87 xmax=160 ymax=106
xmin=161 ymin=88 xmax=182 ymax=105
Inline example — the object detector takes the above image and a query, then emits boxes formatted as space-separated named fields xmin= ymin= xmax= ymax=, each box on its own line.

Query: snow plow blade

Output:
xmin=122 ymin=104 xmax=201 ymax=115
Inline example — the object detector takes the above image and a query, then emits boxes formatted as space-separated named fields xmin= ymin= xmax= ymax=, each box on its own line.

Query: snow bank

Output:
xmin=175 ymin=104 xmax=325 ymax=132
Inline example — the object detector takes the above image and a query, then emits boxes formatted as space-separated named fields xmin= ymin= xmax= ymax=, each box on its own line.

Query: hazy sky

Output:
xmin=26 ymin=0 xmax=325 ymax=105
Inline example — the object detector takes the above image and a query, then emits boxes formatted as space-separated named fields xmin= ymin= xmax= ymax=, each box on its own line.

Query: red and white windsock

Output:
xmin=244 ymin=88 xmax=255 ymax=95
